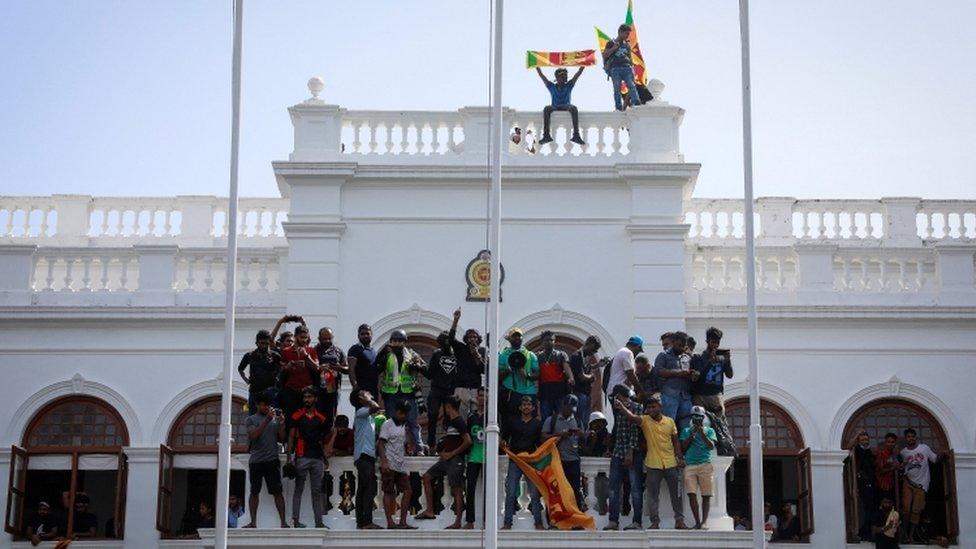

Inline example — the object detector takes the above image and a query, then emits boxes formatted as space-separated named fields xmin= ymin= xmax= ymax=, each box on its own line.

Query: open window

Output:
xmin=725 ymin=397 xmax=812 ymax=542
xmin=6 ymin=396 xmax=129 ymax=541
xmin=841 ymin=398 xmax=957 ymax=544
xmin=4 ymin=446 xmax=27 ymax=535
xmin=156 ymin=396 xmax=248 ymax=538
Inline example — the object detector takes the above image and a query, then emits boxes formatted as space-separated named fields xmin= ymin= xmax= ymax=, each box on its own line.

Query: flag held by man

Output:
xmin=526 ymin=49 xmax=596 ymax=69
xmin=502 ymin=437 xmax=595 ymax=529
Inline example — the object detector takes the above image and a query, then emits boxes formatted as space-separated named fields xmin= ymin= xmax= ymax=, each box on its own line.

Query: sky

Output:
xmin=1 ymin=1 xmax=974 ymax=199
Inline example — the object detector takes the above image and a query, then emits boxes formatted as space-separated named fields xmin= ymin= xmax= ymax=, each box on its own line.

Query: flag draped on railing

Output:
xmin=526 ymin=49 xmax=596 ymax=68
xmin=502 ymin=438 xmax=596 ymax=530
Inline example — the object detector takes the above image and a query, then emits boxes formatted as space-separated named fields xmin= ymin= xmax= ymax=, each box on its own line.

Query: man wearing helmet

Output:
xmin=376 ymin=328 xmax=427 ymax=454
xmin=680 ymin=405 xmax=717 ymax=529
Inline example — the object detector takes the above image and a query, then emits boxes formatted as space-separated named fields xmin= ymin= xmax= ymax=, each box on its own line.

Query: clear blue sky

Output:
xmin=1 ymin=1 xmax=973 ymax=199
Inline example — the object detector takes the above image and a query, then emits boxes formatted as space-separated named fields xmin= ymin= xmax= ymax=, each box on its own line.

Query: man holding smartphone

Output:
xmin=244 ymin=393 xmax=288 ymax=528
xmin=542 ymin=394 xmax=586 ymax=510
xmin=680 ymin=406 xmax=717 ymax=529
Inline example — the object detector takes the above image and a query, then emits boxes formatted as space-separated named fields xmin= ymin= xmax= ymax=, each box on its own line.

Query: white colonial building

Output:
xmin=1 ymin=79 xmax=974 ymax=548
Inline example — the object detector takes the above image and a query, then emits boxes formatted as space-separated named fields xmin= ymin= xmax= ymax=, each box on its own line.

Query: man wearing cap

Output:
xmin=605 ymin=384 xmax=645 ymax=531
xmin=542 ymin=394 xmax=587 ymax=510
xmin=376 ymin=328 xmax=427 ymax=453
xmin=535 ymin=66 xmax=585 ymax=146
xmin=498 ymin=327 xmax=539 ymax=435
xmin=26 ymin=501 xmax=59 ymax=546
xmin=607 ymin=336 xmax=644 ymax=398
xmin=680 ymin=406 xmax=717 ymax=529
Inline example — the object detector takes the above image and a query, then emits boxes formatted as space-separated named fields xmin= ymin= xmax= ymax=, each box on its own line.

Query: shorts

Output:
xmin=683 ymin=462 xmax=713 ymax=496
xmin=426 ymin=456 xmax=465 ymax=488
xmin=382 ymin=470 xmax=411 ymax=495
xmin=249 ymin=460 xmax=283 ymax=496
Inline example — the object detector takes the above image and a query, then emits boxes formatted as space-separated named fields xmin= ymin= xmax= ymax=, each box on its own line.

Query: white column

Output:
xmin=288 ymin=91 xmax=345 ymax=162
xmin=458 ymin=106 xmax=492 ymax=159
xmin=755 ymin=197 xmax=796 ymax=245
xmin=795 ymin=243 xmax=838 ymax=302
xmin=122 ymin=447 xmax=162 ymax=549
xmin=177 ymin=196 xmax=219 ymax=246
xmin=0 ymin=244 xmax=37 ymax=306
xmin=881 ymin=197 xmax=922 ymax=247
xmin=808 ymin=450 xmax=847 ymax=548
xmin=132 ymin=245 xmax=178 ymax=306
xmin=51 ymin=194 xmax=93 ymax=245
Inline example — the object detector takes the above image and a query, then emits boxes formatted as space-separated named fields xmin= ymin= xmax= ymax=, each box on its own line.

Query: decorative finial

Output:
xmin=306 ymin=76 xmax=325 ymax=103
xmin=648 ymin=79 xmax=665 ymax=101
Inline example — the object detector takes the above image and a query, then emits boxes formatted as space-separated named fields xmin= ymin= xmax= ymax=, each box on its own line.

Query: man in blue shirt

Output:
xmin=536 ymin=66 xmax=585 ymax=146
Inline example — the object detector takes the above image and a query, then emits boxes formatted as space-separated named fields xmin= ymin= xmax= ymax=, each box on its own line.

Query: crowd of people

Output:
xmin=225 ymin=309 xmax=738 ymax=532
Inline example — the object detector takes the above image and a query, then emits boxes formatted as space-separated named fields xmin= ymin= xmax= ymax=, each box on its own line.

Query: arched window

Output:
xmin=725 ymin=397 xmax=813 ymax=541
xmin=726 ymin=398 xmax=804 ymax=455
xmin=167 ymin=396 xmax=249 ymax=453
xmin=405 ymin=333 xmax=438 ymax=365
xmin=157 ymin=396 xmax=249 ymax=537
xmin=7 ymin=396 xmax=130 ymax=539
xmin=842 ymin=398 xmax=948 ymax=452
xmin=841 ymin=398 xmax=957 ymax=543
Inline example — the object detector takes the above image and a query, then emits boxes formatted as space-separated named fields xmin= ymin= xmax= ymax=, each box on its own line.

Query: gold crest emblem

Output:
xmin=465 ymin=249 xmax=504 ymax=302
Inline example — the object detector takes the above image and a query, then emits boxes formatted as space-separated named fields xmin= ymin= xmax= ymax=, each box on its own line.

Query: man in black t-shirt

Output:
xmin=569 ymin=335 xmax=602 ymax=428
xmin=537 ymin=331 xmax=573 ymax=422
xmin=238 ymin=330 xmax=281 ymax=411
xmin=315 ymin=327 xmax=347 ymax=429
xmin=25 ymin=501 xmax=59 ymax=546
xmin=415 ymin=395 xmax=471 ymax=528
xmin=288 ymin=388 xmax=328 ymax=528
xmin=348 ymin=324 xmax=378 ymax=397
xmin=690 ymin=327 xmax=733 ymax=419
xmin=448 ymin=309 xmax=486 ymax=420
xmin=72 ymin=494 xmax=98 ymax=538
xmin=871 ymin=497 xmax=900 ymax=549
xmin=850 ymin=430 xmax=878 ymax=541
xmin=424 ymin=329 xmax=459 ymax=451
xmin=500 ymin=396 xmax=545 ymax=529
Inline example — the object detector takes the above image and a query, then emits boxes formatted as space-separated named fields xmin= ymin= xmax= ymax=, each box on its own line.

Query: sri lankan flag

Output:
xmin=526 ymin=49 xmax=596 ymax=69
xmin=503 ymin=437 xmax=595 ymax=530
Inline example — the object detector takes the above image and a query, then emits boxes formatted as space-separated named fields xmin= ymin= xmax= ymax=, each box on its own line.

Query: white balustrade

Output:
xmin=792 ymin=199 xmax=885 ymax=240
xmin=0 ymin=197 xmax=57 ymax=238
xmin=685 ymin=199 xmax=748 ymax=241
xmin=918 ymin=200 xmax=976 ymax=241
xmin=833 ymin=252 xmax=937 ymax=292
xmin=508 ymin=110 xmax=630 ymax=157
xmin=174 ymin=250 xmax=281 ymax=292
xmin=340 ymin=111 xmax=464 ymax=155
xmin=689 ymin=248 xmax=798 ymax=293
xmin=32 ymin=250 xmax=138 ymax=292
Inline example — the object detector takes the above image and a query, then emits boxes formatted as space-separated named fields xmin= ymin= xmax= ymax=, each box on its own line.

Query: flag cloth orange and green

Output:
xmin=502 ymin=437 xmax=596 ymax=530
xmin=595 ymin=0 xmax=649 ymax=89
xmin=526 ymin=49 xmax=596 ymax=69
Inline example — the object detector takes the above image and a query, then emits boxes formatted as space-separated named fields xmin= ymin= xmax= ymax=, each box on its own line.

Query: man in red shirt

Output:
xmin=874 ymin=432 xmax=899 ymax=500
xmin=288 ymin=388 xmax=329 ymax=528
xmin=279 ymin=324 xmax=320 ymax=427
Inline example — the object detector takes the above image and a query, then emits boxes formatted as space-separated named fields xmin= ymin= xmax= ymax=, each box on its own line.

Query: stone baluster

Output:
xmin=80 ymin=257 xmax=93 ymax=291
xmin=119 ymin=257 xmax=130 ymax=290
xmin=63 ymin=258 xmax=75 ymax=291
xmin=99 ymin=257 xmax=111 ymax=291
xmin=584 ymin=472 xmax=597 ymax=518
xmin=326 ymin=468 xmax=343 ymax=525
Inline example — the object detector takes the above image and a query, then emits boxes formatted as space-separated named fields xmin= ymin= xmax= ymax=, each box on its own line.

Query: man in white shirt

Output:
xmin=607 ymin=336 xmax=644 ymax=396
xmin=899 ymin=428 xmax=939 ymax=543
xmin=378 ymin=401 xmax=417 ymax=530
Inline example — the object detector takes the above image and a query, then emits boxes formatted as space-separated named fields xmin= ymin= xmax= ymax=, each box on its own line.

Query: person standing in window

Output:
xmin=537 ymin=331 xmax=574 ymax=422
xmin=25 ymin=501 xmax=58 ymax=546
xmin=899 ymin=428 xmax=940 ymax=544
xmin=288 ymin=388 xmax=328 ymax=528
xmin=776 ymin=503 xmax=800 ymax=542
xmin=244 ymin=393 xmax=288 ymax=528
xmin=238 ymin=329 xmax=281 ymax=412
xmin=849 ymin=430 xmax=877 ymax=541
xmin=71 ymin=494 xmax=98 ymax=538
xmin=874 ymin=433 xmax=900 ymax=500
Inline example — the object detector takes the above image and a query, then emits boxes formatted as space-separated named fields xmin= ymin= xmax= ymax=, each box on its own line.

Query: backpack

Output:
xmin=600 ymin=356 xmax=614 ymax=401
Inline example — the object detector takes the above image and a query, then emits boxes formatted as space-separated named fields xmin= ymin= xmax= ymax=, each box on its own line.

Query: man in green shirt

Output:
xmin=498 ymin=327 xmax=539 ymax=435
xmin=463 ymin=387 xmax=486 ymax=529
xmin=680 ymin=405 xmax=717 ymax=529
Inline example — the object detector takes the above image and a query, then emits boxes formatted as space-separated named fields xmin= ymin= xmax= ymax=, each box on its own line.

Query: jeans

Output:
xmin=661 ymin=389 xmax=693 ymax=430
xmin=539 ymin=397 xmax=563 ymax=424
xmin=355 ymin=455 xmax=377 ymax=527
xmin=503 ymin=460 xmax=543 ymax=526
xmin=293 ymin=457 xmax=325 ymax=522
xmin=574 ymin=392 xmax=592 ymax=429
xmin=645 ymin=467 xmax=683 ymax=524
xmin=608 ymin=455 xmax=644 ymax=524
xmin=464 ymin=462 xmax=482 ymax=524
xmin=609 ymin=66 xmax=642 ymax=111
xmin=383 ymin=392 xmax=420 ymax=450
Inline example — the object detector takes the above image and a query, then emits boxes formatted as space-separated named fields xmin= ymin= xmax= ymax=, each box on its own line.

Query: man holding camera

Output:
xmin=680 ymin=406 xmax=717 ymax=529
xmin=244 ymin=393 xmax=288 ymax=529
xmin=498 ymin=327 xmax=539 ymax=434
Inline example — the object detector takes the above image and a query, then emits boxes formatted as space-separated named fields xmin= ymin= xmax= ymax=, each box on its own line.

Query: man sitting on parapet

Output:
xmin=536 ymin=66 xmax=585 ymax=146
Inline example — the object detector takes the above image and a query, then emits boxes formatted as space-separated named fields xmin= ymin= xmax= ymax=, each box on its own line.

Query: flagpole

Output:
xmin=215 ymin=0 xmax=244 ymax=547
xmin=737 ymin=0 xmax=765 ymax=547
xmin=484 ymin=0 xmax=504 ymax=548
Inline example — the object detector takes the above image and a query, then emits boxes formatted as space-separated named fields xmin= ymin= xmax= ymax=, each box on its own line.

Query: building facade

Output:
xmin=1 ymin=80 xmax=974 ymax=548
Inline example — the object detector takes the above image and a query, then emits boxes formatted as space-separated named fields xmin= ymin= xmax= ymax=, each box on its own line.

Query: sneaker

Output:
xmin=314 ymin=522 xmax=327 ymax=529
xmin=293 ymin=520 xmax=306 ymax=528
xmin=570 ymin=135 xmax=585 ymax=146
xmin=624 ymin=522 xmax=643 ymax=531
xmin=603 ymin=521 xmax=619 ymax=531
xmin=538 ymin=135 xmax=554 ymax=145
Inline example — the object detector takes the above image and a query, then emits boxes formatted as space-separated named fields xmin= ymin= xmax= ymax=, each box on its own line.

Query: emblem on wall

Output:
xmin=465 ymin=249 xmax=505 ymax=302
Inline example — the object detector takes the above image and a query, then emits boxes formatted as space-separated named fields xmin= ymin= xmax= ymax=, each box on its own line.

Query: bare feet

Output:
xmin=397 ymin=522 xmax=418 ymax=530
xmin=445 ymin=523 xmax=462 ymax=529
xmin=242 ymin=523 xmax=256 ymax=529
xmin=463 ymin=523 xmax=475 ymax=530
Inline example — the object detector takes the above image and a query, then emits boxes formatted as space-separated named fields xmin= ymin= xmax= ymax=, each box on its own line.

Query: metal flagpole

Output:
xmin=215 ymin=0 xmax=244 ymax=546
xmin=484 ymin=0 xmax=504 ymax=548
xmin=737 ymin=1 xmax=765 ymax=547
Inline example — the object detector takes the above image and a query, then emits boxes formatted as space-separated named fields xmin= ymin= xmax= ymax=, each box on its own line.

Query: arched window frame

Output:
xmin=841 ymin=397 xmax=949 ymax=452
xmin=726 ymin=397 xmax=805 ymax=456
xmin=166 ymin=396 xmax=249 ymax=454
